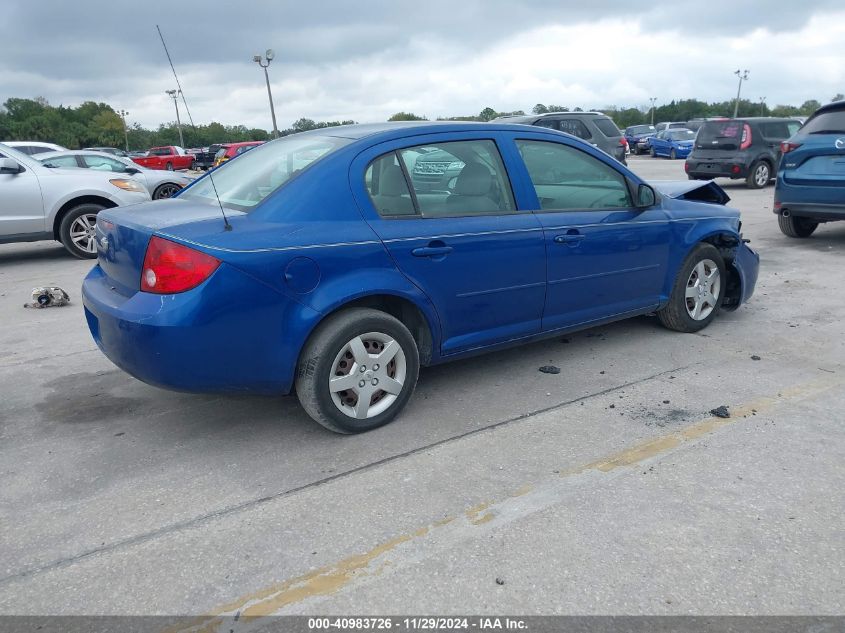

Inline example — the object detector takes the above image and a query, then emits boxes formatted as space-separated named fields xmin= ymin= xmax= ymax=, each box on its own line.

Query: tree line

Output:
xmin=1 ymin=95 xmax=840 ymax=151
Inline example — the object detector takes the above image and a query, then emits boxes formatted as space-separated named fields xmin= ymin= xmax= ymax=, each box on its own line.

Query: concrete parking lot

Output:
xmin=0 ymin=156 xmax=843 ymax=619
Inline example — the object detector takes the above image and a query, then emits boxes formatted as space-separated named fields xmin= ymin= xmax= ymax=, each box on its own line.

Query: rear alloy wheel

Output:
xmin=747 ymin=160 xmax=770 ymax=189
xmin=669 ymin=148 xmax=677 ymax=160
xmin=650 ymin=146 xmax=656 ymax=157
xmin=296 ymin=308 xmax=420 ymax=433
xmin=153 ymin=183 xmax=182 ymax=199
xmin=59 ymin=203 xmax=106 ymax=259
xmin=658 ymin=243 xmax=725 ymax=333
xmin=778 ymin=214 xmax=818 ymax=238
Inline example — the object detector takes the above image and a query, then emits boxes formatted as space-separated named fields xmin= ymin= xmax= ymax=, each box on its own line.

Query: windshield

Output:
xmin=180 ymin=134 xmax=352 ymax=212
xmin=801 ymin=108 xmax=845 ymax=134
xmin=627 ymin=125 xmax=655 ymax=135
xmin=668 ymin=130 xmax=696 ymax=141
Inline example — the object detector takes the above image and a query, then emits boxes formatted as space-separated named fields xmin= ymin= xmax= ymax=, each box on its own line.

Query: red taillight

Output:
xmin=684 ymin=162 xmax=690 ymax=172
xmin=731 ymin=165 xmax=742 ymax=174
xmin=140 ymin=236 xmax=220 ymax=294
xmin=619 ymin=137 xmax=628 ymax=147
xmin=740 ymin=123 xmax=753 ymax=150
xmin=781 ymin=141 xmax=802 ymax=154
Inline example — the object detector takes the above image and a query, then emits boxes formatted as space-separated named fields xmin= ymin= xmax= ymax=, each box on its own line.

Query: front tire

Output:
xmin=778 ymin=214 xmax=818 ymax=238
xmin=165 ymin=162 xmax=174 ymax=171
xmin=296 ymin=308 xmax=420 ymax=433
xmin=747 ymin=160 xmax=770 ymax=189
xmin=649 ymin=147 xmax=656 ymax=158
xmin=658 ymin=243 xmax=726 ymax=333
xmin=670 ymin=148 xmax=677 ymax=160
xmin=153 ymin=183 xmax=182 ymax=199
xmin=58 ymin=203 xmax=106 ymax=259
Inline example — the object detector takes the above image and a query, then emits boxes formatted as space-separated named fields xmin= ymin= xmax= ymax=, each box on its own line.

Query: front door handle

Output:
xmin=411 ymin=245 xmax=453 ymax=258
xmin=553 ymin=231 xmax=584 ymax=245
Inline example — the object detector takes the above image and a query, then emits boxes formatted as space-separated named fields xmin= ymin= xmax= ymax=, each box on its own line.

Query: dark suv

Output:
xmin=493 ymin=112 xmax=627 ymax=164
xmin=685 ymin=118 xmax=802 ymax=188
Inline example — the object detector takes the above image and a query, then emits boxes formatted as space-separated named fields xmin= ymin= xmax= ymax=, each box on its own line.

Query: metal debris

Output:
xmin=23 ymin=287 xmax=70 ymax=309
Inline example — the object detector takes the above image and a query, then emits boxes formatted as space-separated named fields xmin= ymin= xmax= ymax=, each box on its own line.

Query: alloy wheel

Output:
xmin=684 ymin=259 xmax=721 ymax=320
xmin=68 ymin=213 xmax=99 ymax=255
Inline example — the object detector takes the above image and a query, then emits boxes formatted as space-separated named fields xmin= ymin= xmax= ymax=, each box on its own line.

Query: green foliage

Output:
xmin=388 ymin=112 xmax=427 ymax=121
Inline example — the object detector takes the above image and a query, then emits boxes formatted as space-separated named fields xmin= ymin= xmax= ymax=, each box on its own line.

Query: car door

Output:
xmin=510 ymin=136 xmax=670 ymax=331
xmin=0 ymin=156 xmax=47 ymax=236
xmin=352 ymin=134 xmax=546 ymax=356
xmin=651 ymin=130 xmax=668 ymax=155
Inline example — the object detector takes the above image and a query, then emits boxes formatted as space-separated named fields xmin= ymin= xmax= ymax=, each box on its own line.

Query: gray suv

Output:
xmin=492 ymin=112 xmax=627 ymax=164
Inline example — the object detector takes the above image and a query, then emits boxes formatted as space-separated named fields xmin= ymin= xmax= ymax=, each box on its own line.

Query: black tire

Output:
xmin=165 ymin=162 xmax=174 ymax=171
xmin=153 ymin=182 xmax=182 ymax=200
xmin=58 ymin=203 xmax=106 ymax=259
xmin=295 ymin=308 xmax=420 ymax=434
xmin=778 ymin=214 xmax=818 ymax=238
xmin=190 ymin=160 xmax=198 ymax=170
xmin=657 ymin=243 xmax=726 ymax=333
xmin=669 ymin=148 xmax=677 ymax=160
xmin=746 ymin=160 xmax=771 ymax=189
xmin=649 ymin=146 xmax=656 ymax=158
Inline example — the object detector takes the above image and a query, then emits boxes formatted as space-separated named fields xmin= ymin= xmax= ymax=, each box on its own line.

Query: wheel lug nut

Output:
xmin=359 ymin=366 xmax=366 ymax=372
xmin=358 ymin=380 xmax=366 ymax=388
xmin=373 ymin=364 xmax=380 ymax=371
xmin=372 ymin=378 xmax=379 ymax=386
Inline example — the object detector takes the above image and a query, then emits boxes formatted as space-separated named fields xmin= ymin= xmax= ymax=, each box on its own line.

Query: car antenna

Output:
xmin=155 ymin=25 xmax=231 ymax=231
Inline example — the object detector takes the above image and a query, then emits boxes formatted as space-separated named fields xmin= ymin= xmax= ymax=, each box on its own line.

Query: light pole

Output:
xmin=649 ymin=97 xmax=657 ymax=125
xmin=759 ymin=96 xmax=766 ymax=117
xmin=732 ymin=70 xmax=750 ymax=118
xmin=118 ymin=109 xmax=129 ymax=152
xmin=253 ymin=49 xmax=279 ymax=139
xmin=165 ymin=89 xmax=185 ymax=148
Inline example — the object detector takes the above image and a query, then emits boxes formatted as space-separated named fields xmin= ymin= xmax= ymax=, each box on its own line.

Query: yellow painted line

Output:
xmin=171 ymin=376 xmax=841 ymax=632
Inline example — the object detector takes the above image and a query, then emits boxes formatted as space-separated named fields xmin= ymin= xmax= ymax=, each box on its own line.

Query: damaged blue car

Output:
xmin=82 ymin=121 xmax=759 ymax=433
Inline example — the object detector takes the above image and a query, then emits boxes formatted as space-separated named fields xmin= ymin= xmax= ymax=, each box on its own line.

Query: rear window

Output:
xmin=696 ymin=121 xmax=743 ymax=150
xmin=149 ymin=147 xmax=173 ymax=156
xmin=801 ymin=108 xmax=845 ymax=135
xmin=668 ymin=130 xmax=696 ymax=141
xmin=627 ymin=125 xmax=655 ymax=135
xmin=594 ymin=118 xmax=621 ymax=137
xmin=180 ymin=135 xmax=352 ymax=212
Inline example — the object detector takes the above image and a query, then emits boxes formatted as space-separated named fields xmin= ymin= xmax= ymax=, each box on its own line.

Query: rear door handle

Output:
xmin=411 ymin=245 xmax=453 ymax=257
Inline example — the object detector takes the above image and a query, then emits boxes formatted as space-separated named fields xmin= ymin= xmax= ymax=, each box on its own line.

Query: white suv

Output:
xmin=0 ymin=143 xmax=150 ymax=258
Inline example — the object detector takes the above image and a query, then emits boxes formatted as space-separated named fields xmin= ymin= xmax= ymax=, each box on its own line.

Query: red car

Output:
xmin=212 ymin=141 xmax=264 ymax=167
xmin=132 ymin=146 xmax=195 ymax=171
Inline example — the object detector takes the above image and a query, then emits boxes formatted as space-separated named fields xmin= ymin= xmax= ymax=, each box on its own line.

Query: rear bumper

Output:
xmin=686 ymin=157 xmax=749 ymax=179
xmin=775 ymin=178 xmax=845 ymax=220
xmin=82 ymin=263 xmax=317 ymax=395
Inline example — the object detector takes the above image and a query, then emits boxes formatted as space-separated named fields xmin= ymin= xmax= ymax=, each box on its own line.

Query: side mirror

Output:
xmin=124 ymin=166 xmax=141 ymax=175
xmin=636 ymin=183 xmax=656 ymax=208
xmin=0 ymin=157 xmax=23 ymax=174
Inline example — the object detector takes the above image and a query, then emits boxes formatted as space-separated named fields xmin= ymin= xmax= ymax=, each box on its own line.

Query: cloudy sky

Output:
xmin=2 ymin=0 xmax=844 ymax=131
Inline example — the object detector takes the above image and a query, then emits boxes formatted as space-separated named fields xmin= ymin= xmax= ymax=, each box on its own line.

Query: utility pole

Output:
xmin=118 ymin=109 xmax=129 ymax=152
xmin=166 ymin=89 xmax=185 ymax=147
xmin=649 ymin=97 xmax=657 ymax=125
xmin=759 ymin=96 xmax=766 ymax=117
xmin=733 ymin=70 xmax=750 ymax=118
xmin=253 ymin=49 xmax=280 ymax=138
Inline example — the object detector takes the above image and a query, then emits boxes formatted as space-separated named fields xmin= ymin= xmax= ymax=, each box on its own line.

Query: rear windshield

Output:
xmin=627 ymin=125 xmax=655 ymax=134
xmin=696 ymin=121 xmax=743 ymax=149
xmin=594 ymin=118 xmax=621 ymax=137
xmin=149 ymin=147 xmax=173 ymax=156
xmin=801 ymin=108 xmax=845 ymax=135
xmin=668 ymin=130 xmax=696 ymax=140
xmin=180 ymin=134 xmax=352 ymax=212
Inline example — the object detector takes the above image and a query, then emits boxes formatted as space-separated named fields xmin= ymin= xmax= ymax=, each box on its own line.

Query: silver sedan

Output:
xmin=38 ymin=150 xmax=195 ymax=199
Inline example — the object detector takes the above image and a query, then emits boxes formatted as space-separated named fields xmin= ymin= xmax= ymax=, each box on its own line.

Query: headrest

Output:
xmin=380 ymin=164 xmax=408 ymax=196
xmin=453 ymin=163 xmax=492 ymax=196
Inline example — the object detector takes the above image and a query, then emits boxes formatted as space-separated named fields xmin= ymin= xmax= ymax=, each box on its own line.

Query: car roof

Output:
xmin=813 ymin=100 xmax=845 ymax=114
xmin=38 ymin=149 xmax=130 ymax=161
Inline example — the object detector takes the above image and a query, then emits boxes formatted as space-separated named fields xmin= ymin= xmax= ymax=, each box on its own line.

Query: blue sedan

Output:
xmin=649 ymin=128 xmax=697 ymax=159
xmin=82 ymin=122 xmax=759 ymax=433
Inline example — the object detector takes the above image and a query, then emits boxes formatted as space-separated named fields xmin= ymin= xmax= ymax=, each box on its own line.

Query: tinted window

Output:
xmin=41 ymin=155 xmax=79 ymax=168
xmin=180 ymin=134 xmax=351 ymax=212
xmin=668 ymin=130 xmax=696 ymax=141
xmin=760 ymin=122 xmax=791 ymax=140
xmin=365 ymin=152 xmax=416 ymax=217
xmin=81 ymin=155 xmax=126 ymax=171
xmin=627 ymin=125 xmax=655 ymax=134
xmin=516 ymin=140 xmax=632 ymax=211
xmin=534 ymin=119 xmax=557 ymax=129
xmin=594 ymin=118 xmax=621 ymax=137
xmin=557 ymin=119 xmax=592 ymax=139
xmin=397 ymin=140 xmax=515 ymax=217
xmin=801 ymin=108 xmax=845 ymax=134
xmin=696 ymin=121 xmax=743 ymax=149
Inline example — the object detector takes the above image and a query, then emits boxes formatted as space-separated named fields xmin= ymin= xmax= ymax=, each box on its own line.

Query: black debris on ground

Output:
xmin=710 ymin=405 xmax=731 ymax=419
xmin=495 ymin=578 xmax=505 ymax=585
xmin=751 ymin=355 xmax=762 ymax=361
xmin=662 ymin=400 xmax=670 ymax=404
xmin=539 ymin=365 xmax=560 ymax=374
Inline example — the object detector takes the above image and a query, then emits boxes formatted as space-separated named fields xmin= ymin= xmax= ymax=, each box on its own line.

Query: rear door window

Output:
xmin=556 ymin=119 xmax=592 ymax=140
xmin=42 ymin=155 xmax=80 ymax=168
xmin=760 ymin=122 xmax=791 ymax=141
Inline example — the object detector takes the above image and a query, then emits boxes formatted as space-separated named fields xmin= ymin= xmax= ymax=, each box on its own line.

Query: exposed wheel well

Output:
xmin=701 ymin=233 xmax=742 ymax=310
xmin=52 ymin=196 xmax=117 ymax=239
xmin=322 ymin=295 xmax=434 ymax=365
